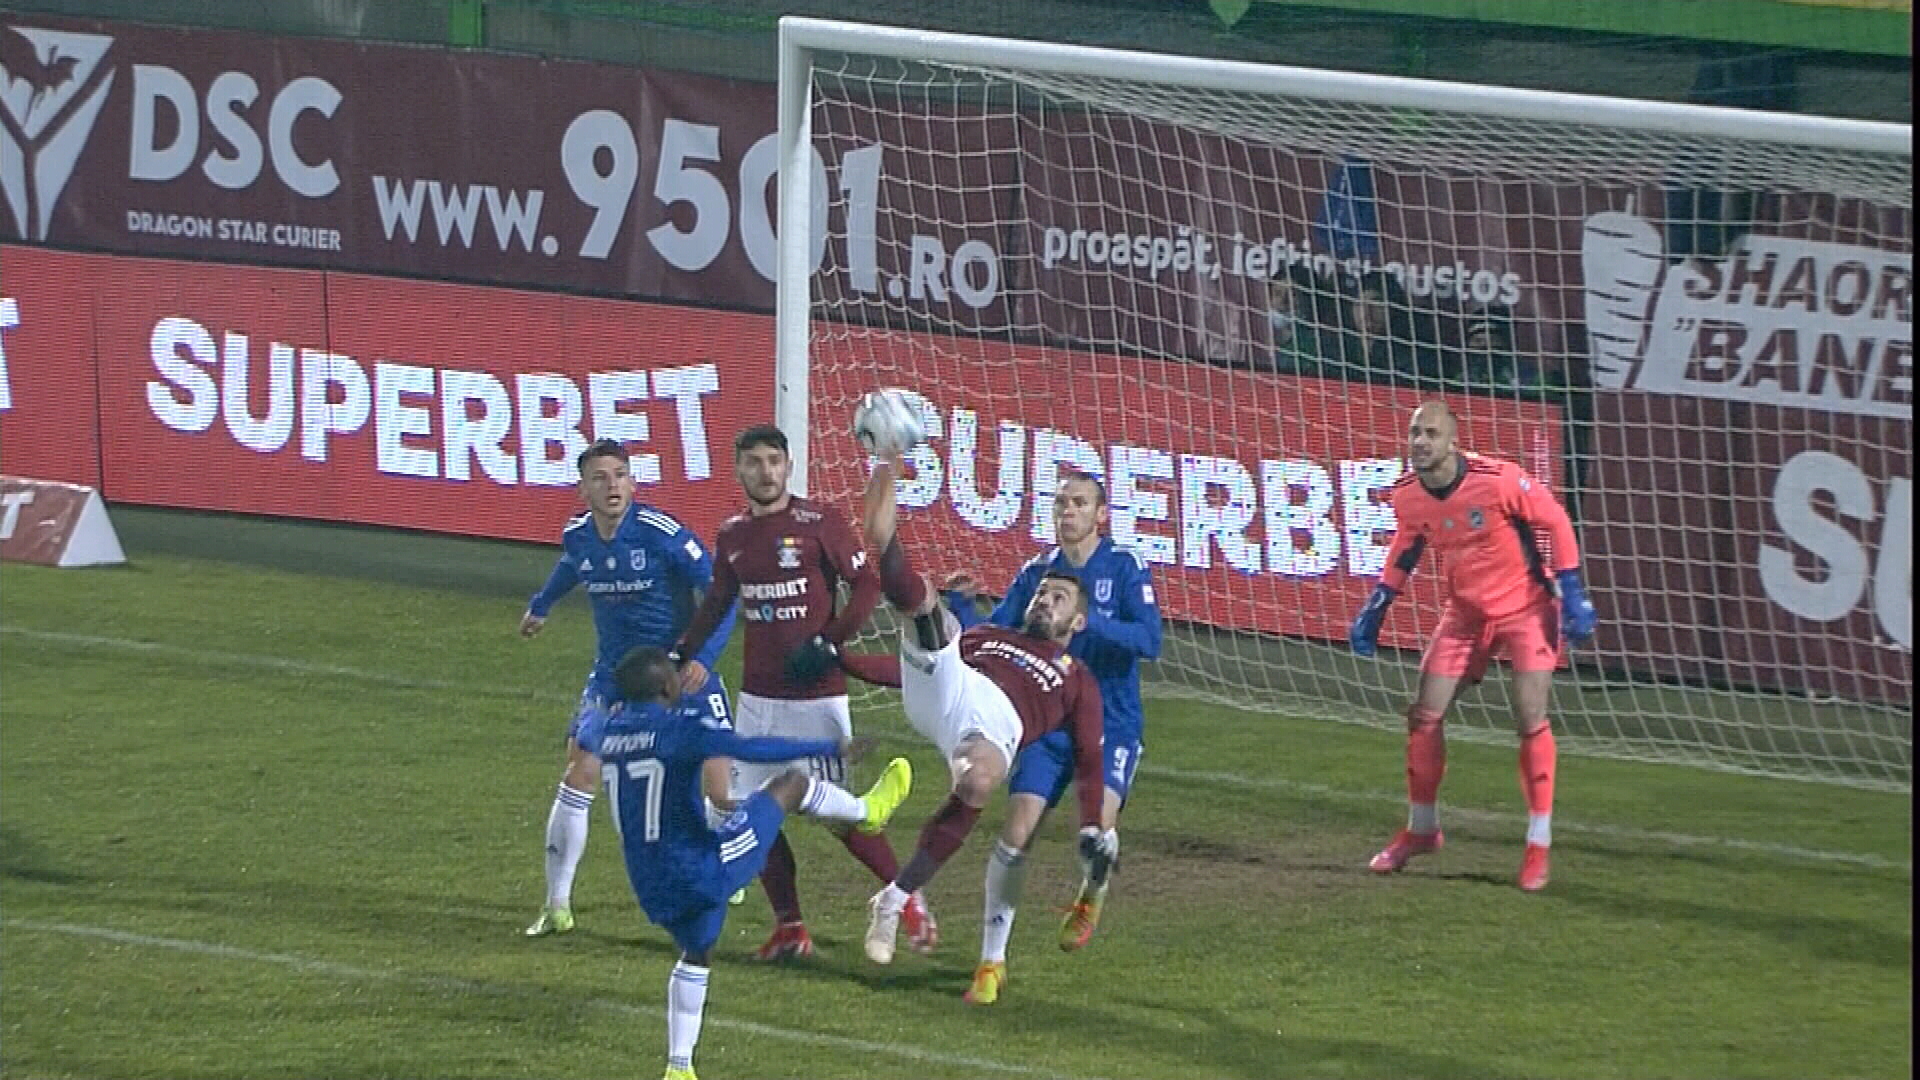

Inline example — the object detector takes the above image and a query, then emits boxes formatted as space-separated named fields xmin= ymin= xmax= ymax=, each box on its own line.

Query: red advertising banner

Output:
xmin=2 ymin=244 xmax=775 ymax=544
xmin=806 ymin=330 xmax=1567 ymax=652
xmin=1579 ymin=225 xmax=1912 ymax=704
xmin=0 ymin=264 xmax=100 ymax=487
xmin=1 ymin=13 xmax=1019 ymax=332
xmin=0 ymin=243 xmax=1566 ymax=652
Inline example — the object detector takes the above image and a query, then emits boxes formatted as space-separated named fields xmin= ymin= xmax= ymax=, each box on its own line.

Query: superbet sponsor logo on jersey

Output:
xmin=739 ymin=577 xmax=810 ymax=622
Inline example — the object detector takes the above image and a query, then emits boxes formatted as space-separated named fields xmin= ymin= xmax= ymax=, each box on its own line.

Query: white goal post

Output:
xmin=774 ymin=17 xmax=1913 ymax=791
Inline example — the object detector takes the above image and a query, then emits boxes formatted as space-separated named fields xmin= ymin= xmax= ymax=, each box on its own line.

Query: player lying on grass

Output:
xmin=1348 ymin=401 xmax=1598 ymax=892
xmin=942 ymin=469 xmax=1162 ymax=1004
xmin=519 ymin=439 xmax=736 ymax=937
xmin=855 ymin=450 xmax=1113 ymax=973
xmin=675 ymin=425 xmax=934 ymax=962
xmin=576 ymin=645 xmax=913 ymax=1080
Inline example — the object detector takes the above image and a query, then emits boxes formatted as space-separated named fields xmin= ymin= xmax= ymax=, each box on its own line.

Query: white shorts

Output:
xmin=728 ymin=692 xmax=853 ymax=799
xmin=898 ymin=607 xmax=1022 ymax=774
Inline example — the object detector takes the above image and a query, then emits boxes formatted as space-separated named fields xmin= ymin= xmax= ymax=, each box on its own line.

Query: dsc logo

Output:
xmin=129 ymin=63 xmax=341 ymax=197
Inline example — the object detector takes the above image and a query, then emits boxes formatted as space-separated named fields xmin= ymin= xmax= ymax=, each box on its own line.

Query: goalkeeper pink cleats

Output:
xmin=1368 ymin=828 xmax=1444 ymax=873
xmin=1518 ymin=843 xmax=1551 ymax=892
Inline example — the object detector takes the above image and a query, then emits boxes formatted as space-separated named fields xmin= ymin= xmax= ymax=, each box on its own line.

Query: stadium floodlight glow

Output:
xmin=776 ymin=17 xmax=1913 ymax=791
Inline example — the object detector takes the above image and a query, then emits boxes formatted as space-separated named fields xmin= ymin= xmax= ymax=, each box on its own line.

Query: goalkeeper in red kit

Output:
xmin=1348 ymin=401 xmax=1598 ymax=892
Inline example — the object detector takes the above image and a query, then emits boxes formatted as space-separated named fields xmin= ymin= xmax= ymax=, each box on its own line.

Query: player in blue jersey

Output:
xmin=942 ymin=470 xmax=1162 ymax=1003
xmin=519 ymin=438 xmax=739 ymax=937
xmin=579 ymin=645 xmax=913 ymax=1080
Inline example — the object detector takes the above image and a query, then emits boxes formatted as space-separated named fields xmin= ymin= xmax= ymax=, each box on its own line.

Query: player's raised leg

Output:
xmin=869 ymin=733 xmax=1010 ymax=964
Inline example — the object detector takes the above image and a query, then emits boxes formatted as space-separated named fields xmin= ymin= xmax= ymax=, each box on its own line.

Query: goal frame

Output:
xmin=772 ymin=15 xmax=1912 ymax=494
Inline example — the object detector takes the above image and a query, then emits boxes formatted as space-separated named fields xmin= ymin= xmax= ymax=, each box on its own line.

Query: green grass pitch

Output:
xmin=1 ymin=507 xmax=1909 ymax=1079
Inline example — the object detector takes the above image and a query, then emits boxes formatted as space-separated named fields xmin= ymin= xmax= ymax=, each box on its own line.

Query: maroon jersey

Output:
xmin=680 ymin=497 xmax=881 ymax=700
xmin=960 ymin=624 xmax=1107 ymax=828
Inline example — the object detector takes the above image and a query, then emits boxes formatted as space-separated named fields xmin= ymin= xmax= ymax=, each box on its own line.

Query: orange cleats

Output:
xmin=1058 ymin=898 xmax=1102 ymax=952
xmin=901 ymin=892 xmax=939 ymax=955
xmin=755 ymin=920 xmax=815 ymax=961
xmin=1368 ymin=828 xmax=1444 ymax=873
xmin=1518 ymin=843 xmax=1551 ymax=892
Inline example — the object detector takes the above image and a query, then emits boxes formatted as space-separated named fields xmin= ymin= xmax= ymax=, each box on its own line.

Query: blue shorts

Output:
xmin=1007 ymin=728 xmax=1144 ymax=808
xmin=568 ymin=667 xmax=731 ymax=742
xmin=656 ymin=791 xmax=786 ymax=955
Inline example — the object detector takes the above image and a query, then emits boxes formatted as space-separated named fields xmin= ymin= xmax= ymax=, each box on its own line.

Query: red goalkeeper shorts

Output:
xmin=1421 ymin=598 xmax=1560 ymax=680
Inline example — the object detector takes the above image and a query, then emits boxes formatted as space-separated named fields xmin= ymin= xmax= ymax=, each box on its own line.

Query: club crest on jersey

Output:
xmin=606 ymin=556 xmax=616 ymax=569
xmin=631 ymin=549 xmax=647 ymax=571
xmin=777 ymin=537 xmax=802 ymax=570
xmin=1467 ymin=508 xmax=1485 ymax=529
xmin=1094 ymin=579 xmax=1112 ymax=604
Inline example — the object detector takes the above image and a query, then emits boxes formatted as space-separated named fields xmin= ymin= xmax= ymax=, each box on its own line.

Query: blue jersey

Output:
xmin=575 ymin=699 xmax=839 ymax=925
xmin=528 ymin=503 xmax=735 ymax=676
xmin=948 ymin=537 xmax=1162 ymax=743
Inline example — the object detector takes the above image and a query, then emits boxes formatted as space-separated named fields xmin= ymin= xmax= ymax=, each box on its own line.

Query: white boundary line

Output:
xmin=3 ymin=918 xmax=1079 ymax=1079
xmin=3 ymin=625 xmax=1908 ymax=873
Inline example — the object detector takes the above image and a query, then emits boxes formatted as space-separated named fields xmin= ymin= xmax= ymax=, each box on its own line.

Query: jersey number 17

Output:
xmin=604 ymin=758 xmax=665 ymax=842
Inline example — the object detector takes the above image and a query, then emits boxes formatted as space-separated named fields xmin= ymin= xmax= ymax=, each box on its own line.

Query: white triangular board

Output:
xmin=56 ymin=489 xmax=126 ymax=567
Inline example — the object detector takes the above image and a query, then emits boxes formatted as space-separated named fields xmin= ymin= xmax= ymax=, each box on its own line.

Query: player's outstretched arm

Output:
xmin=861 ymin=457 xmax=904 ymax=558
xmin=1066 ymin=675 xmax=1108 ymax=830
xmin=790 ymin=512 xmax=887 ymax=684
xmin=672 ymin=529 xmax=735 ymax=677
xmin=1512 ymin=471 xmax=1598 ymax=644
xmin=863 ymin=458 xmax=935 ymax=615
xmin=695 ymin=726 xmax=844 ymax=765
xmin=819 ymin=512 xmax=883 ymax=644
xmin=1352 ymin=527 xmax=1423 ymax=657
xmin=838 ymin=652 xmax=903 ymax=688
xmin=524 ymin=551 xmax=581 ymax=632
xmin=678 ymin=534 xmax=742 ymax=668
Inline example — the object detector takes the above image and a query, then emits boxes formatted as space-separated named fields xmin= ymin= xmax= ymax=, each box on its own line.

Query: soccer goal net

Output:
xmin=774 ymin=18 xmax=1913 ymax=793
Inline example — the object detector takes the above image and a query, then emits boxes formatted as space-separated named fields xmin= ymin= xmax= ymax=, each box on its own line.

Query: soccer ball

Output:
xmin=852 ymin=389 xmax=926 ymax=457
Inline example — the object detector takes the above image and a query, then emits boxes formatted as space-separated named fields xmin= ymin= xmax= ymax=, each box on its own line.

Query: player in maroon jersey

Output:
xmin=856 ymin=451 xmax=1111 ymax=970
xmin=676 ymin=426 xmax=937 ymax=959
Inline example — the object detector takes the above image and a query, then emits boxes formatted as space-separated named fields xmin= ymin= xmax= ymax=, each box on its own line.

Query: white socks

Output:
xmin=667 ymin=961 xmax=708 ymax=1070
xmin=800 ymin=776 xmax=866 ymax=824
xmin=544 ymin=783 xmax=594 ymax=908
xmin=876 ymin=882 xmax=910 ymax=914
xmin=1527 ymin=813 xmax=1552 ymax=847
xmin=1408 ymin=802 xmax=1439 ymax=835
xmin=981 ymin=841 xmax=1028 ymax=964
